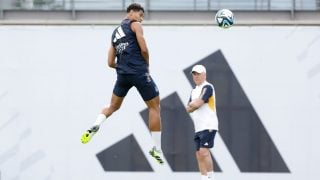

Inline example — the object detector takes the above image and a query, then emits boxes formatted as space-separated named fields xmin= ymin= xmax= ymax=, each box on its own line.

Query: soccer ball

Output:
xmin=215 ymin=9 xmax=234 ymax=28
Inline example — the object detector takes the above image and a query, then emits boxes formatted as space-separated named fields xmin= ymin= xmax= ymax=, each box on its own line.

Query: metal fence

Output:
xmin=1 ymin=0 xmax=319 ymax=11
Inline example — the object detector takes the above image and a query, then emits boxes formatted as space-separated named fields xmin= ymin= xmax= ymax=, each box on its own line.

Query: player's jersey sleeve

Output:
xmin=200 ymin=85 xmax=213 ymax=103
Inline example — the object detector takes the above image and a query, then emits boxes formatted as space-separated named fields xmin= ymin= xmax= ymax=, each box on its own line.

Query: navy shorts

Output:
xmin=194 ymin=129 xmax=217 ymax=151
xmin=113 ymin=73 xmax=159 ymax=101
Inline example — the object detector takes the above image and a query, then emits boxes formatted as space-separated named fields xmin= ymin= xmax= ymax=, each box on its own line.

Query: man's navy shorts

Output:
xmin=194 ymin=129 xmax=217 ymax=151
xmin=113 ymin=73 xmax=159 ymax=101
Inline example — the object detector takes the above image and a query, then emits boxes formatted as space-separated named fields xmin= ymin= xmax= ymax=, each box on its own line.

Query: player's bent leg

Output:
xmin=145 ymin=96 xmax=164 ymax=164
xmin=101 ymin=93 xmax=124 ymax=117
xmin=81 ymin=93 xmax=124 ymax=144
xmin=145 ymin=96 xmax=161 ymax=131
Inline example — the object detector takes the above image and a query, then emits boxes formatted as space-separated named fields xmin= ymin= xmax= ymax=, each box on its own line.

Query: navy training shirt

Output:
xmin=111 ymin=19 xmax=148 ymax=75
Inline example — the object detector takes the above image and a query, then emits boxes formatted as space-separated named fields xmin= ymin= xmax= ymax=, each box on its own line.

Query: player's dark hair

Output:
xmin=126 ymin=3 xmax=144 ymax=13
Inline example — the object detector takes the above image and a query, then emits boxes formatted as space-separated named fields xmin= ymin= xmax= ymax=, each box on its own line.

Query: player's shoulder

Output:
xmin=129 ymin=19 xmax=142 ymax=27
xmin=130 ymin=21 xmax=142 ymax=30
xmin=202 ymin=82 xmax=214 ymax=89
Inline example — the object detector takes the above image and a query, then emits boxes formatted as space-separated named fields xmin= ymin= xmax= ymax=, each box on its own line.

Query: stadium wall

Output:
xmin=1 ymin=25 xmax=320 ymax=180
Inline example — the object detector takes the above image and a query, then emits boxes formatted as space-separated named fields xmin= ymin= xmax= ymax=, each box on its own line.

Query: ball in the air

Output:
xmin=215 ymin=9 xmax=234 ymax=28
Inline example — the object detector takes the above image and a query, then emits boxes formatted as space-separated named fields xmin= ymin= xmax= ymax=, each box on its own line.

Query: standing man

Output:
xmin=81 ymin=3 xmax=164 ymax=164
xmin=186 ymin=65 xmax=219 ymax=179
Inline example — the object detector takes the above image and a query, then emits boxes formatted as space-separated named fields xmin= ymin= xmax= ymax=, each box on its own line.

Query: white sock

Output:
xmin=151 ymin=131 xmax=162 ymax=150
xmin=208 ymin=171 xmax=214 ymax=179
xmin=201 ymin=175 xmax=209 ymax=180
xmin=93 ymin=114 xmax=107 ymax=127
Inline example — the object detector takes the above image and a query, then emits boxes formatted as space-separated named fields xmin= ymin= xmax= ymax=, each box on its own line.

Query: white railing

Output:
xmin=0 ymin=0 xmax=319 ymax=19
xmin=1 ymin=0 xmax=319 ymax=10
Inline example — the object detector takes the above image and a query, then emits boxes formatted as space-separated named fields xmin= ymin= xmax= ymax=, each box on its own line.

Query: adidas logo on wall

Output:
xmin=96 ymin=50 xmax=290 ymax=173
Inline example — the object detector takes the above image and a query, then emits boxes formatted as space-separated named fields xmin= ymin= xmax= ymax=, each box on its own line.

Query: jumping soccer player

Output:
xmin=81 ymin=3 xmax=163 ymax=164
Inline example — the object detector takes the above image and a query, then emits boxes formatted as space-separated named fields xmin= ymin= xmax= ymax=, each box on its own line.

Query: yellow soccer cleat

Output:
xmin=149 ymin=146 xmax=164 ymax=164
xmin=81 ymin=125 xmax=99 ymax=144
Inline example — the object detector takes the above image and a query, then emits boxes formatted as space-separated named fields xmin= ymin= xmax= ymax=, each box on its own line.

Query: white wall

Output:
xmin=1 ymin=25 xmax=320 ymax=180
